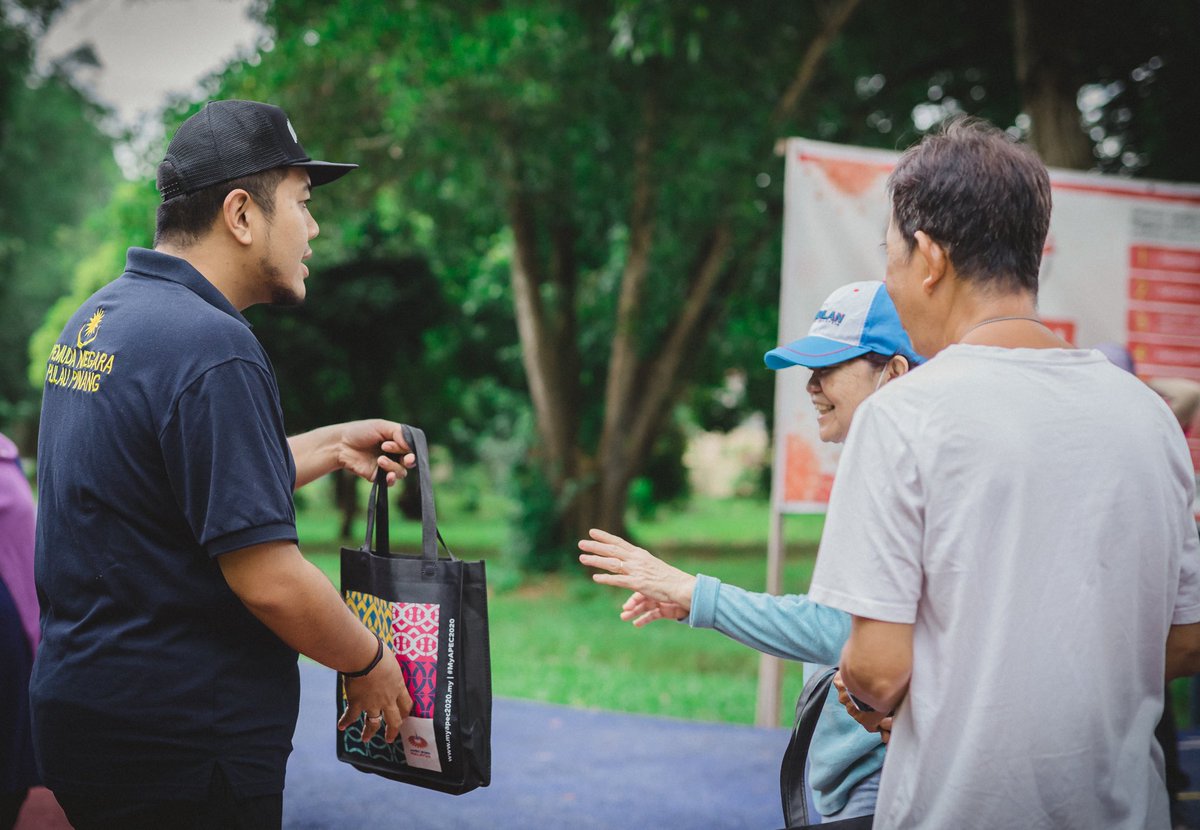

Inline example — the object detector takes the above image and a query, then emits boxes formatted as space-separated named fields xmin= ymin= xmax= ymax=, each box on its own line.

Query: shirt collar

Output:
xmin=123 ymin=247 xmax=253 ymax=330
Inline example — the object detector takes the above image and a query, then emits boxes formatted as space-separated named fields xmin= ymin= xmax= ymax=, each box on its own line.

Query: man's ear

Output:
xmin=889 ymin=354 xmax=911 ymax=380
xmin=914 ymin=230 xmax=948 ymax=294
xmin=222 ymin=188 xmax=254 ymax=246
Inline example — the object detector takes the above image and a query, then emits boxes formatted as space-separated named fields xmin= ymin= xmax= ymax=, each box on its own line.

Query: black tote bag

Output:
xmin=336 ymin=424 xmax=492 ymax=795
xmin=778 ymin=667 xmax=873 ymax=829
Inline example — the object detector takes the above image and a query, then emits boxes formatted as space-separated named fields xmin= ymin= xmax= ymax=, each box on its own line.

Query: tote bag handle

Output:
xmin=363 ymin=424 xmax=450 ymax=564
xmin=780 ymin=666 xmax=837 ymax=828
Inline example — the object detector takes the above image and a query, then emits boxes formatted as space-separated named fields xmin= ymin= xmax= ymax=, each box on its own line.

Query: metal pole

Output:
xmin=755 ymin=508 xmax=785 ymax=727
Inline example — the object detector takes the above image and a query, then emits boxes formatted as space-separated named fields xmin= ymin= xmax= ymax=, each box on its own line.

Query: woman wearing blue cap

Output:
xmin=579 ymin=280 xmax=921 ymax=823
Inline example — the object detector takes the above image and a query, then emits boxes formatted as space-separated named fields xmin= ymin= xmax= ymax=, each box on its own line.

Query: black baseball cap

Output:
xmin=156 ymin=100 xmax=357 ymax=201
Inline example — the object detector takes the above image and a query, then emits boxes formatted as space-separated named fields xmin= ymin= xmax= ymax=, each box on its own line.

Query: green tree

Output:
xmin=28 ymin=0 xmax=1198 ymax=569
xmin=202 ymin=0 xmax=1198 ymax=568
xmin=245 ymin=254 xmax=453 ymax=533
xmin=210 ymin=0 xmax=867 ymax=567
xmin=0 ymin=0 xmax=58 ymax=128
xmin=0 ymin=2 xmax=119 ymax=444
xmin=26 ymin=178 xmax=158 ymax=390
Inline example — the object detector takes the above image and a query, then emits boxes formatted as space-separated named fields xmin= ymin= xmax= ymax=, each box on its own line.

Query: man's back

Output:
xmin=812 ymin=344 xmax=1200 ymax=828
xmin=33 ymin=250 xmax=301 ymax=800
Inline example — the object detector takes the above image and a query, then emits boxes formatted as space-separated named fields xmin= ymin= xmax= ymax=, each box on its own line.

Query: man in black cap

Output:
xmin=31 ymin=100 xmax=414 ymax=829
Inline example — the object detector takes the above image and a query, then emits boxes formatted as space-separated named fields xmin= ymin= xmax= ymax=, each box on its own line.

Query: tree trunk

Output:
xmin=504 ymin=162 xmax=581 ymax=493
xmin=1012 ymin=0 xmax=1092 ymax=169
xmin=398 ymin=472 xmax=422 ymax=521
xmin=566 ymin=462 xmax=627 ymax=547
xmin=594 ymin=84 xmax=660 ymax=540
xmin=772 ymin=0 xmax=866 ymax=127
xmin=506 ymin=0 xmax=864 ymax=557
xmin=334 ymin=468 xmax=358 ymax=539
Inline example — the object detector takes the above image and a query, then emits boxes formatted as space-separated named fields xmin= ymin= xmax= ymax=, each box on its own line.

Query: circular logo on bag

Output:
xmin=408 ymin=735 xmax=429 ymax=749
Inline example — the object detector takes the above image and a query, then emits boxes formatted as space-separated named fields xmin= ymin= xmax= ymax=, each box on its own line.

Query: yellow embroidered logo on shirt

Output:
xmin=45 ymin=307 xmax=117 ymax=395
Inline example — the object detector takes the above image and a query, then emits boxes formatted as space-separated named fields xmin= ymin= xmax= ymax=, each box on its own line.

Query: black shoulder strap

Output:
xmin=779 ymin=666 xmax=839 ymax=827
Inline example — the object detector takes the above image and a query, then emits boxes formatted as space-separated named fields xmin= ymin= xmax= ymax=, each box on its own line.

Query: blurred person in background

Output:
xmin=0 ymin=433 xmax=37 ymax=829
xmin=1097 ymin=342 xmax=1200 ymax=829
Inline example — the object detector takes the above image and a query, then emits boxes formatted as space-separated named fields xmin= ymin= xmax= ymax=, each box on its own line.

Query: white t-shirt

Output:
xmin=809 ymin=345 xmax=1200 ymax=830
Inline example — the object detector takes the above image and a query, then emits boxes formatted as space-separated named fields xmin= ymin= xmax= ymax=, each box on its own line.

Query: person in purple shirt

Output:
xmin=0 ymin=432 xmax=37 ymax=828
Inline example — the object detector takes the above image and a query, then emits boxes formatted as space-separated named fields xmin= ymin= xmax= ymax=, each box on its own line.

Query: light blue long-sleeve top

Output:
xmin=685 ymin=574 xmax=885 ymax=817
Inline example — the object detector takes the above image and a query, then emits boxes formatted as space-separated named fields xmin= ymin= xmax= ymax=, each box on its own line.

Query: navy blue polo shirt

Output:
xmin=32 ymin=248 xmax=301 ymax=799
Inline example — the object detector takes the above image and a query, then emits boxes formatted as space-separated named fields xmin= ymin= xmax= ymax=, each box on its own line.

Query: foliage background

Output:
xmin=3 ymin=0 xmax=1199 ymax=723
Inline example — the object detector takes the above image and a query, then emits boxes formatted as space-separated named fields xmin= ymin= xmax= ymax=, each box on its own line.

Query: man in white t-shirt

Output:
xmin=808 ymin=117 xmax=1200 ymax=829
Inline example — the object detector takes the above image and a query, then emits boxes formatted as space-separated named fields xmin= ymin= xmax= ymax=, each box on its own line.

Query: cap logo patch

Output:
xmin=286 ymin=119 xmax=299 ymax=144
xmin=814 ymin=309 xmax=845 ymax=325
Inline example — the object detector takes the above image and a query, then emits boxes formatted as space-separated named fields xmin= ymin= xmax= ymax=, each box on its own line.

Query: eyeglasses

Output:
xmin=808 ymin=363 xmax=851 ymax=384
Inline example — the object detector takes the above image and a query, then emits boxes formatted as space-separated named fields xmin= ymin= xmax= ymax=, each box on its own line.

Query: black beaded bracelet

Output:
xmin=344 ymin=634 xmax=384 ymax=678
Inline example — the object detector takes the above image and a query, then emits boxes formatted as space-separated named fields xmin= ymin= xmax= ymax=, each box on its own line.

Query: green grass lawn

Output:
xmin=296 ymin=476 xmax=824 ymax=726
xmin=299 ymin=476 xmax=1200 ymax=729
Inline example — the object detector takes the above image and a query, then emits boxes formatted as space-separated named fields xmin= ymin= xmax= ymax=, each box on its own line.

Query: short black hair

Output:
xmin=859 ymin=352 xmax=897 ymax=368
xmin=888 ymin=117 xmax=1052 ymax=295
xmin=154 ymin=167 xmax=288 ymax=248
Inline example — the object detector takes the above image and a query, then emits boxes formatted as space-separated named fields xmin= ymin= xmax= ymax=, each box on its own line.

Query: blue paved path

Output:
xmin=19 ymin=666 xmax=1200 ymax=828
xmin=1174 ymin=728 xmax=1200 ymax=826
xmin=284 ymin=662 xmax=791 ymax=829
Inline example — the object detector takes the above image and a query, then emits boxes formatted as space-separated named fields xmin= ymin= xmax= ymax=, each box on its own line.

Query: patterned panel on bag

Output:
xmin=344 ymin=590 xmax=393 ymax=643
xmin=340 ymin=590 xmax=444 ymax=770
xmin=392 ymin=602 xmax=440 ymax=718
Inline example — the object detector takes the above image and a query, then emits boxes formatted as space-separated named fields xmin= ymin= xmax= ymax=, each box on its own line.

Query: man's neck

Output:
xmin=155 ymin=241 xmax=252 ymax=311
xmin=947 ymin=289 xmax=1066 ymax=350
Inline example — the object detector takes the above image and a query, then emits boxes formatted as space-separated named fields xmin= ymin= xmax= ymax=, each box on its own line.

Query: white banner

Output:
xmin=773 ymin=138 xmax=1200 ymax=514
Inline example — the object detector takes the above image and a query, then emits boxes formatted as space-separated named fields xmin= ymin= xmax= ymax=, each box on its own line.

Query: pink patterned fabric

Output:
xmin=391 ymin=603 xmax=439 ymax=718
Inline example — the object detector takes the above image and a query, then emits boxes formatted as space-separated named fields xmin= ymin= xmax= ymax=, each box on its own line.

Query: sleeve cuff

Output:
xmin=207 ymin=521 xmax=299 ymax=557
xmin=1174 ymin=601 xmax=1200 ymax=626
xmin=808 ymin=584 xmax=917 ymax=625
xmin=684 ymin=574 xmax=721 ymax=629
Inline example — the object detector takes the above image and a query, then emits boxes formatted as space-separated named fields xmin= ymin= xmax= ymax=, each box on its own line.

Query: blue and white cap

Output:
xmin=764 ymin=280 xmax=923 ymax=370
